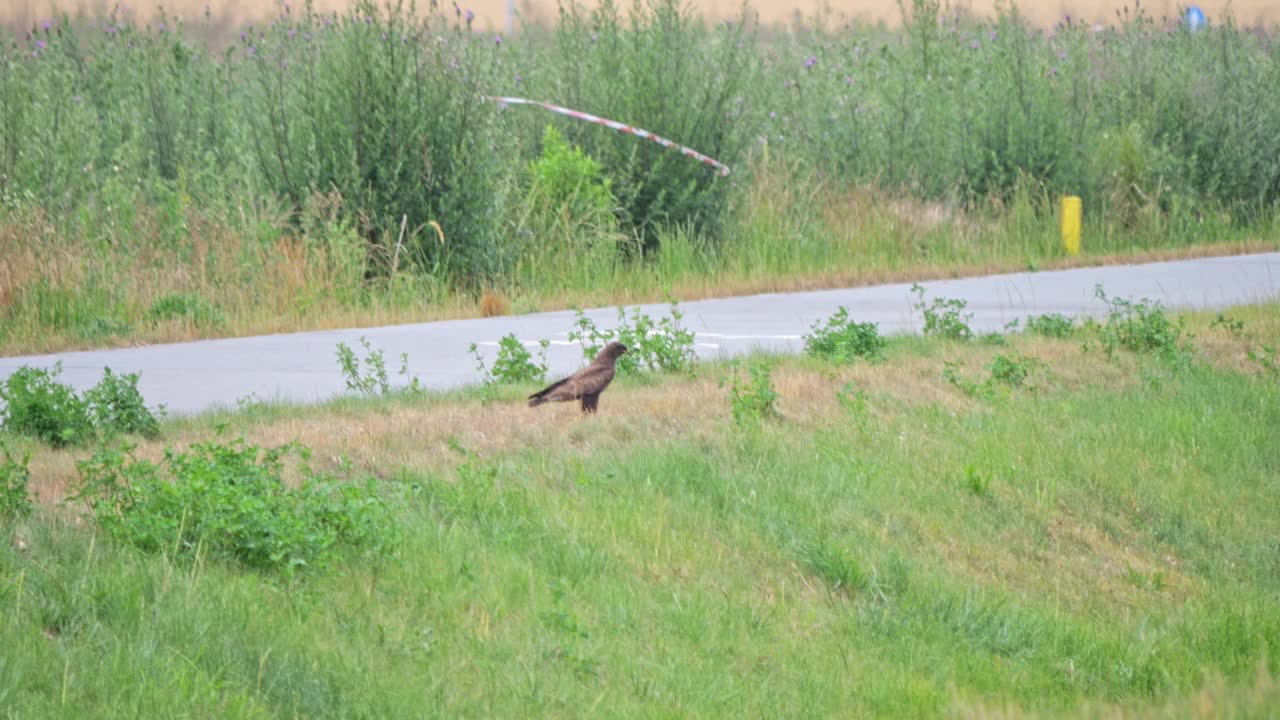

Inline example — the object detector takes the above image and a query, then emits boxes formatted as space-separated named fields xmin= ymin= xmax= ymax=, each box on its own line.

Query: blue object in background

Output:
xmin=1186 ymin=6 xmax=1206 ymax=30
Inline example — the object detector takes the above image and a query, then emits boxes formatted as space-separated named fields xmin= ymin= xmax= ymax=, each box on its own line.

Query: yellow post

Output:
xmin=1060 ymin=196 xmax=1082 ymax=256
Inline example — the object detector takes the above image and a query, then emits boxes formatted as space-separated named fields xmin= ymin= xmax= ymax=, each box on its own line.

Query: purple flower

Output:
xmin=591 ymin=33 xmax=598 ymax=42
xmin=970 ymin=40 xmax=980 ymax=49
xmin=71 ymin=94 xmax=82 ymax=102
xmin=241 ymin=31 xmax=247 ymax=41
xmin=36 ymin=40 xmax=47 ymax=49
xmin=769 ymin=111 xmax=777 ymax=118
xmin=989 ymin=30 xmax=997 ymax=40
xmin=248 ymin=44 xmax=258 ymax=56
xmin=495 ymin=35 xmax=502 ymax=45
xmin=42 ymin=20 xmax=52 ymax=31
xmin=804 ymin=55 xmax=816 ymax=68
xmin=514 ymin=73 xmax=522 ymax=83
xmin=107 ymin=25 xmax=117 ymax=36
xmin=158 ymin=22 xmax=166 ymax=32
xmin=845 ymin=76 xmax=853 ymax=85
xmin=465 ymin=9 xmax=474 ymax=24
xmin=288 ymin=29 xmax=297 ymax=38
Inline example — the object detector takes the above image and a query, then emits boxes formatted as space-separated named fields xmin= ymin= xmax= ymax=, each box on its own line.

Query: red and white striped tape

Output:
xmin=483 ymin=95 xmax=731 ymax=177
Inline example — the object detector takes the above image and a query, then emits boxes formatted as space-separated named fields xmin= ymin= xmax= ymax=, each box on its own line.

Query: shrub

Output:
xmin=0 ymin=364 xmax=162 ymax=446
xmin=68 ymin=437 xmax=398 ymax=573
xmin=804 ymin=307 xmax=887 ymax=362
xmin=912 ymin=284 xmax=974 ymax=341
xmin=85 ymin=368 xmax=162 ymax=439
xmin=546 ymin=0 xmax=756 ymax=244
xmin=0 ymin=364 xmax=95 ymax=448
xmin=0 ymin=446 xmax=33 ymax=520
xmin=570 ymin=302 xmax=697 ymax=375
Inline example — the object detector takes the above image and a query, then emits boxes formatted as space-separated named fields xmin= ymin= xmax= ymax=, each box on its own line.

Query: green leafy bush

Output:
xmin=529 ymin=125 xmax=616 ymax=219
xmin=987 ymin=354 xmax=1035 ymax=388
xmin=0 ymin=446 xmax=33 ymax=520
xmin=85 ymin=368 xmax=162 ymax=439
xmin=0 ymin=364 xmax=95 ymax=448
xmin=68 ymin=437 xmax=398 ymax=573
xmin=0 ymin=364 xmax=161 ymax=446
xmin=912 ymin=284 xmax=974 ymax=341
xmin=804 ymin=307 xmax=887 ymax=362
xmin=570 ymin=302 xmax=697 ymax=375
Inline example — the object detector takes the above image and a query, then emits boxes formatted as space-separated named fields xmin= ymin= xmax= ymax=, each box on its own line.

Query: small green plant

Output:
xmin=836 ymin=382 xmax=869 ymax=416
xmin=944 ymin=353 xmax=1042 ymax=397
xmin=942 ymin=361 xmax=987 ymax=398
xmin=963 ymin=464 xmax=991 ymax=497
xmin=911 ymin=284 xmax=974 ymax=341
xmin=987 ymin=354 xmax=1035 ymax=388
xmin=1086 ymin=285 xmax=1191 ymax=363
xmin=0 ymin=446 xmax=33 ymax=520
xmin=569 ymin=302 xmax=696 ymax=376
xmin=1211 ymin=313 xmax=1247 ymax=337
xmin=336 ymin=337 xmax=391 ymax=398
xmin=68 ymin=437 xmax=399 ymax=573
xmin=804 ymin=307 xmax=887 ymax=362
xmin=796 ymin=537 xmax=867 ymax=593
xmin=398 ymin=353 xmax=424 ymax=394
xmin=1212 ymin=314 xmax=1279 ymax=380
xmin=722 ymin=359 xmax=780 ymax=427
xmin=470 ymin=334 xmax=550 ymax=386
xmin=1018 ymin=313 xmax=1076 ymax=338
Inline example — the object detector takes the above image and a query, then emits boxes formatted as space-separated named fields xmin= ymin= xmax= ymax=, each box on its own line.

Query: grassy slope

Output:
xmin=1 ymin=306 xmax=1278 ymax=718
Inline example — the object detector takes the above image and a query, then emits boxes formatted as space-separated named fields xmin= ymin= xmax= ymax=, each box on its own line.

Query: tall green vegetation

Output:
xmin=1 ymin=1 xmax=1278 ymax=352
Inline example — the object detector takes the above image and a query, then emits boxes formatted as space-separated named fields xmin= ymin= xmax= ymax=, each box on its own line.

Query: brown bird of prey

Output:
xmin=528 ymin=342 xmax=629 ymax=414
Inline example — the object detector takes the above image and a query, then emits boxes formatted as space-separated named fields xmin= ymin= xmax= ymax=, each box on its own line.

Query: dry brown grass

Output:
xmin=27 ymin=322 xmax=1248 ymax=506
xmin=7 ymin=0 xmax=1279 ymax=31
xmin=479 ymin=290 xmax=513 ymax=317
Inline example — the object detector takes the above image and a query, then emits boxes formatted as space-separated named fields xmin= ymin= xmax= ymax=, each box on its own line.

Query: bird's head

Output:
xmin=598 ymin=341 xmax=629 ymax=361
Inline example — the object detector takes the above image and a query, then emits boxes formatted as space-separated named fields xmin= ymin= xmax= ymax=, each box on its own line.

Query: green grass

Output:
xmin=2 ymin=306 xmax=1278 ymax=717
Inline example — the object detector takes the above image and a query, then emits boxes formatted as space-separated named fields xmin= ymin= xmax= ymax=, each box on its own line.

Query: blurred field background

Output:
xmin=2 ymin=0 xmax=1279 ymax=355
xmin=6 ymin=0 xmax=1280 ymax=30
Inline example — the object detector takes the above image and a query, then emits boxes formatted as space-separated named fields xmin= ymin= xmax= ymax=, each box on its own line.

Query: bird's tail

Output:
xmin=528 ymin=394 xmax=546 ymax=408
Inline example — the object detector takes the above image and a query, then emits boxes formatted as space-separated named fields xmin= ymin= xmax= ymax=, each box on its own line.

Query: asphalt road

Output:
xmin=3 ymin=252 xmax=1278 ymax=416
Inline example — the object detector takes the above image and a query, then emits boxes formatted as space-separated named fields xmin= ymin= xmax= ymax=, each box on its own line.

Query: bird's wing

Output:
xmin=530 ymin=361 xmax=616 ymax=405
